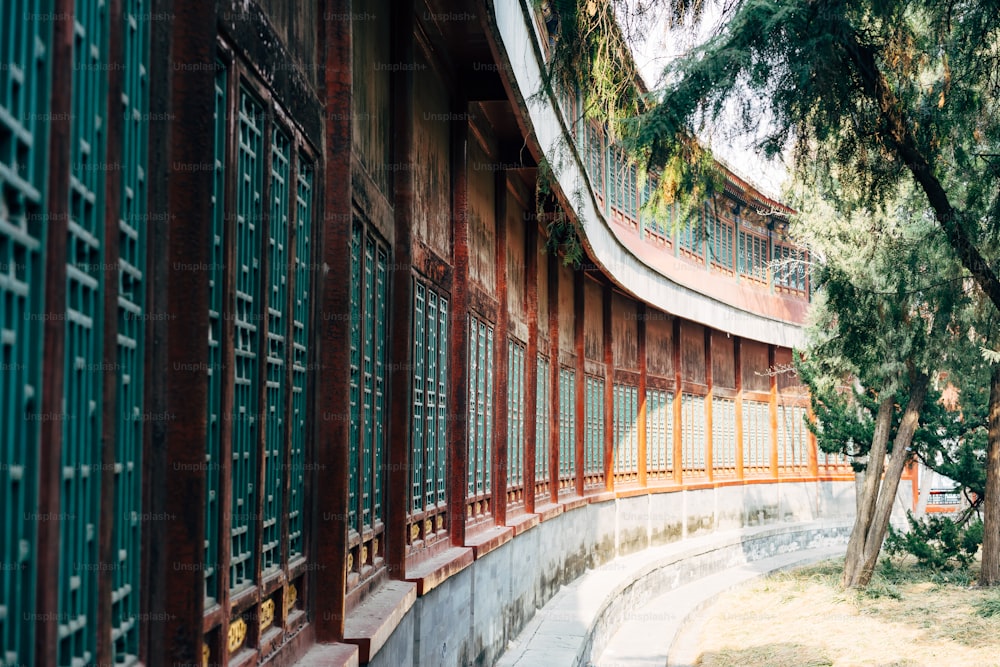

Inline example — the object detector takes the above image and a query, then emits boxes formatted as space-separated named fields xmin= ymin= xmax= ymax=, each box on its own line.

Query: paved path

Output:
xmin=594 ymin=545 xmax=844 ymax=667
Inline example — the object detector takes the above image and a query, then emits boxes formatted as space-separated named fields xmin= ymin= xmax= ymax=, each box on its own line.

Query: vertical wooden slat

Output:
xmin=573 ymin=271 xmax=585 ymax=497
xmin=146 ymin=0 xmax=216 ymax=660
xmin=734 ymin=337 xmax=744 ymax=480
xmin=315 ymin=0 xmax=352 ymax=641
xmin=637 ymin=303 xmax=648 ymax=487
xmin=704 ymin=328 xmax=713 ymax=482
xmin=36 ymin=0 xmax=74 ymax=661
xmin=672 ymin=319 xmax=682 ymax=484
xmin=524 ymin=216 xmax=538 ymax=513
xmin=98 ymin=0 xmax=125 ymax=662
xmin=602 ymin=283 xmax=614 ymax=491
xmin=768 ymin=345 xmax=779 ymax=478
xmin=448 ymin=101 xmax=470 ymax=546
xmin=547 ymin=252 xmax=559 ymax=503
xmin=494 ymin=170 xmax=509 ymax=524
xmin=385 ymin=0 xmax=414 ymax=578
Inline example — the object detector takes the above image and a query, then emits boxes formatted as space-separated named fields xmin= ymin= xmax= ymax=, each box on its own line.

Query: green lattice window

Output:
xmin=409 ymin=279 xmax=449 ymax=545
xmin=773 ymin=243 xmax=807 ymax=292
xmin=711 ymin=397 xmax=736 ymax=473
xmin=677 ymin=211 xmax=701 ymax=256
xmin=613 ymin=383 xmax=638 ymax=482
xmin=708 ymin=205 xmax=734 ymax=270
xmin=738 ymin=227 xmax=769 ymax=282
xmin=348 ymin=221 xmax=389 ymax=573
xmin=742 ymin=400 xmax=770 ymax=472
xmin=59 ymin=0 xmax=108 ymax=661
xmin=467 ymin=315 xmax=494 ymax=518
xmin=558 ymin=367 xmax=576 ymax=490
xmin=262 ymin=128 xmax=291 ymax=574
xmin=681 ymin=394 xmax=706 ymax=473
xmin=229 ymin=89 xmax=265 ymax=592
xmin=111 ymin=0 xmax=149 ymax=659
xmin=535 ymin=357 xmax=551 ymax=496
xmin=584 ymin=375 xmax=605 ymax=487
xmin=0 ymin=2 xmax=51 ymax=664
xmin=645 ymin=389 xmax=674 ymax=478
xmin=288 ymin=156 xmax=313 ymax=560
xmin=779 ymin=404 xmax=808 ymax=470
xmin=507 ymin=340 xmax=526 ymax=503
xmin=204 ymin=64 xmax=227 ymax=604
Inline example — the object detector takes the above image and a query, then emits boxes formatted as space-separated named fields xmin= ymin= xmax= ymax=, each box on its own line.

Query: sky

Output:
xmin=617 ymin=0 xmax=790 ymax=198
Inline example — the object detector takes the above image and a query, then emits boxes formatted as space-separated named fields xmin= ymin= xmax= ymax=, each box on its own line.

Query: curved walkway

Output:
xmin=601 ymin=544 xmax=844 ymax=667
xmin=496 ymin=521 xmax=850 ymax=667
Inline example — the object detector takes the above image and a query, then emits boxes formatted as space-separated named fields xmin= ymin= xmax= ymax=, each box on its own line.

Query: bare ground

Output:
xmin=690 ymin=557 xmax=1000 ymax=667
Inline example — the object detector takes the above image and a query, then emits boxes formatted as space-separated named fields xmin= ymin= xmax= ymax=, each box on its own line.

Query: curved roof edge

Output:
xmin=484 ymin=0 xmax=806 ymax=349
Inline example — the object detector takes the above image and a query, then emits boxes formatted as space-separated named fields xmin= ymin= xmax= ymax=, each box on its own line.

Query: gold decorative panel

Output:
xmin=259 ymin=598 xmax=275 ymax=632
xmin=227 ymin=618 xmax=247 ymax=653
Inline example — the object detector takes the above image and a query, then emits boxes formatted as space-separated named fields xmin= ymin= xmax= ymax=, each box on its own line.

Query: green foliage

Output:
xmin=536 ymin=157 xmax=586 ymax=267
xmin=975 ymin=591 xmax=1000 ymax=618
xmin=885 ymin=513 xmax=983 ymax=571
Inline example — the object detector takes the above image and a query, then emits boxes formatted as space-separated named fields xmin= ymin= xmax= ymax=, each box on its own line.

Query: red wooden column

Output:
xmin=603 ymin=282 xmax=614 ymax=491
xmin=494 ymin=170 xmax=509 ymax=525
xmin=807 ymin=401 xmax=820 ymax=477
xmin=385 ymin=0 xmax=416 ymax=577
xmin=704 ymin=328 xmax=714 ymax=482
xmin=98 ymin=0 xmax=125 ymax=662
xmin=768 ymin=345 xmax=780 ymax=478
xmin=637 ymin=303 xmax=648 ymax=487
xmin=547 ymin=251 xmax=560 ymax=503
xmin=36 ymin=0 xmax=74 ymax=661
xmin=672 ymin=318 xmax=683 ymax=484
xmin=524 ymin=219 xmax=539 ymax=513
xmin=448 ymin=102 xmax=471 ymax=547
xmin=149 ymin=0 xmax=217 ymax=661
xmin=574 ymin=270 xmax=586 ymax=497
xmin=734 ymin=337 xmax=745 ymax=480
xmin=315 ymin=0 xmax=353 ymax=641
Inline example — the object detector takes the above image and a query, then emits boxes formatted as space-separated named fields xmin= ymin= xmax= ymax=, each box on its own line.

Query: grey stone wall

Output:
xmin=367 ymin=481 xmax=856 ymax=667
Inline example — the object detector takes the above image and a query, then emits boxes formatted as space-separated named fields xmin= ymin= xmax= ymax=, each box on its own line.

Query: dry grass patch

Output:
xmin=691 ymin=557 xmax=1000 ymax=667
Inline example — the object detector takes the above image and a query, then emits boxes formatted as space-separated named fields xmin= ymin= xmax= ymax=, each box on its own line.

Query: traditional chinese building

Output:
xmin=0 ymin=1 xmax=859 ymax=666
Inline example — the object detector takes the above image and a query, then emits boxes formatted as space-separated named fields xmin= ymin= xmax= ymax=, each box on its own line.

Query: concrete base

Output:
xmin=357 ymin=481 xmax=856 ymax=667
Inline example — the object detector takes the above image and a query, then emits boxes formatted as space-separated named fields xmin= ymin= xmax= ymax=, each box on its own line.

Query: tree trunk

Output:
xmin=844 ymin=372 xmax=928 ymax=588
xmin=980 ymin=366 xmax=1000 ymax=586
xmin=915 ymin=462 xmax=932 ymax=518
xmin=841 ymin=395 xmax=894 ymax=587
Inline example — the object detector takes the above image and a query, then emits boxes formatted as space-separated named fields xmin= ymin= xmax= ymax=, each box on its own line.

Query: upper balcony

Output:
xmin=486 ymin=0 xmax=811 ymax=349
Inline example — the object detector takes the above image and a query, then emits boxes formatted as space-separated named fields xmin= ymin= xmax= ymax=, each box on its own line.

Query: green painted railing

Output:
xmin=408 ymin=283 xmax=449 ymax=511
xmin=231 ymin=89 xmax=265 ymax=591
xmin=535 ymin=357 xmax=551 ymax=488
xmin=468 ymin=316 xmax=494 ymax=498
xmin=645 ymin=389 xmax=674 ymax=477
xmin=584 ymin=376 xmax=605 ymax=482
xmin=289 ymin=156 xmax=313 ymax=559
xmin=204 ymin=64 xmax=227 ymax=603
xmin=712 ymin=397 xmax=737 ymax=471
xmin=262 ymin=128 xmax=290 ymax=574
xmin=558 ymin=368 xmax=576 ymax=487
xmin=0 ymin=2 xmax=51 ymax=664
xmin=112 ymin=0 xmax=149 ymax=659
xmin=743 ymin=400 xmax=770 ymax=471
xmin=778 ymin=404 xmax=808 ymax=469
xmin=680 ymin=394 xmax=706 ymax=471
xmin=507 ymin=341 xmax=526 ymax=491
xmin=613 ymin=383 xmax=638 ymax=479
xmin=349 ymin=224 xmax=389 ymax=535
xmin=60 ymin=0 xmax=109 ymax=662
